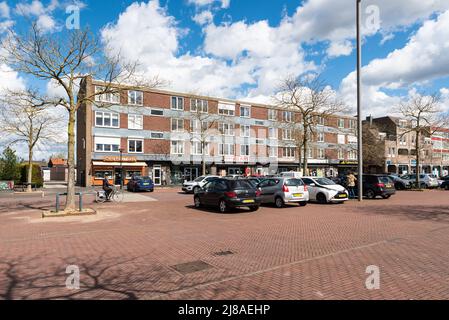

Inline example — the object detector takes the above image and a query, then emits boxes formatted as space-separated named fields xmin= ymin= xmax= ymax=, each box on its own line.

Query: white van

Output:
xmin=280 ymin=171 xmax=303 ymax=179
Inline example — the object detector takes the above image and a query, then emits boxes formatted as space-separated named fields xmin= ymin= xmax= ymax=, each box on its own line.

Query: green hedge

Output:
xmin=18 ymin=164 xmax=43 ymax=188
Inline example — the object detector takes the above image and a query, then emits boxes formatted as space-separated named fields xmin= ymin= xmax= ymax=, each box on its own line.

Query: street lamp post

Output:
xmin=119 ymin=148 xmax=124 ymax=190
xmin=356 ymin=0 xmax=363 ymax=201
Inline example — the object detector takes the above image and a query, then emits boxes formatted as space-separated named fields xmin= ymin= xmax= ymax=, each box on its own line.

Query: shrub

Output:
xmin=19 ymin=164 xmax=43 ymax=188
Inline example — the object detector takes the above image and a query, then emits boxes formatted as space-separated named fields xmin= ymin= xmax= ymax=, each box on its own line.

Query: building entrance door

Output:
xmin=114 ymin=169 xmax=123 ymax=186
xmin=153 ymin=165 xmax=162 ymax=186
xmin=184 ymin=167 xmax=199 ymax=182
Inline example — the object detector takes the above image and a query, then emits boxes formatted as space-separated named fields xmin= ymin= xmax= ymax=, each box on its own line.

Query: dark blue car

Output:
xmin=127 ymin=176 xmax=155 ymax=192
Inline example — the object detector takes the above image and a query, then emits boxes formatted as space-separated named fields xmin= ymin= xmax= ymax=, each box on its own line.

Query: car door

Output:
xmin=258 ymin=179 xmax=276 ymax=203
xmin=201 ymin=180 xmax=216 ymax=205
xmin=302 ymin=178 xmax=317 ymax=200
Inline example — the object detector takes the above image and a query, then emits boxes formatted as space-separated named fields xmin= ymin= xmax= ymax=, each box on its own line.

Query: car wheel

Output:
xmin=150 ymin=189 xmax=154 ymax=192
xmin=249 ymin=206 xmax=259 ymax=212
xmin=193 ymin=186 xmax=200 ymax=194
xmin=316 ymin=193 xmax=327 ymax=204
xmin=382 ymin=194 xmax=391 ymax=199
xmin=299 ymin=201 xmax=307 ymax=207
xmin=420 ymin=183 xmax=426 ymax=189
xmin=395 ymin=183 xmax=404 ymax=190
xmin=219 ymin=200 xmax=227 ymax=213
xmin=446 ymin=185 xmax=449 ymax=190
xmin=366 ymin=189 xmax=375 ymax=199
xmin=194 ymin=196 xmax=202 ymax=208
xmin=275 ymin=196 xmax=284 ymax=208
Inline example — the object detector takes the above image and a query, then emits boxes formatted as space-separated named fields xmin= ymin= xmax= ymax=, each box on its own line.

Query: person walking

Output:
xmin=346 ymin=172 xmax=357 ymax=199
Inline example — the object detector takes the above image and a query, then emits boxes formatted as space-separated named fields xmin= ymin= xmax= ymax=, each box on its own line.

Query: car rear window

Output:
xmin=231 ymin=180 xmax=254 ymax=189
xmin=285 ymin=178 xmax=304 ymax=186
xmin=378 ymin=176 xmax=391 ymax=184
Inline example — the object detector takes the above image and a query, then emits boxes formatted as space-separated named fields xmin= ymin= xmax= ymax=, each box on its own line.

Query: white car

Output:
xmin=400 ymin=174 xmax=439 ymax=188
xmin=182 ymin=175 xmax=219 ymax=193
xmin=301 ymin=176 xmax=349 ymax=203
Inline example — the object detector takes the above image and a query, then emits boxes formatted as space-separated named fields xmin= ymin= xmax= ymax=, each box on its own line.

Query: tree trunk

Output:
xmin=27 ymin=146 xmax=33 ymax=193
xmin=303 ymin=138 xmax=308 ymax=175
xmin=415 ymin=131 xmax=420 ymax=188
xmin=202 ymin=141 xmax=206 ymax=175
xmin=65 ymin=109 xmax=77 ymax=210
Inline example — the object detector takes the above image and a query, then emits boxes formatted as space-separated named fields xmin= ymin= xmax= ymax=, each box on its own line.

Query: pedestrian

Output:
xmin=346 ymin=171 xmax=357 ymax=199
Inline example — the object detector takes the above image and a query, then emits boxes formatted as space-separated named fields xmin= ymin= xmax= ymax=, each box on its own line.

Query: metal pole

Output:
xmin=120 ymin=149 xmax=124 ymax=190
xmin=356 ymin=0 xmax=363 ymax=201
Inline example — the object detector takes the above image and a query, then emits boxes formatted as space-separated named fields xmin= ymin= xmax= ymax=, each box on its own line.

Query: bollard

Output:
xmin=56 ymin=193 xmax=60 ymax=213
xmin=79 ymin=192 xmax=83 ymax=212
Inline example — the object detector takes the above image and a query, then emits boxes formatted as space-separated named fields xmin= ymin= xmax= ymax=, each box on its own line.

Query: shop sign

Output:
xmin=339 ymin=160 xmax=358 ymax=165
xmin=103 ymin=156 xmax=137 ymax=162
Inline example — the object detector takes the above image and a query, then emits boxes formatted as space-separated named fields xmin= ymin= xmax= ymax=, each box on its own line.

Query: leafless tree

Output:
xmin=274 ymin=75 xmax=347 ymax=175
xmin=0 ymin=89 xmax=62 ymax=192
xmin=362 ymin=122 xmax=387 ymax=172
xmin=396 ymin=93 xmax=446 ymax=188
xmin=1 ymin=24 xmax=163 ymax=210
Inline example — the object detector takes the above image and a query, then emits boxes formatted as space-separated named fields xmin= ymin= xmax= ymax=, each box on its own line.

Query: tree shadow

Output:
xmin=357 ymin=204 xmax=449 ymax=223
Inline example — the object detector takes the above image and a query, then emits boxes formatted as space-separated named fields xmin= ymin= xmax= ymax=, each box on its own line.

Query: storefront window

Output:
xmin=126 ymin=171 xmax=142 ymax=179
xmin=94 ymin=171 xmax=113 ymax=179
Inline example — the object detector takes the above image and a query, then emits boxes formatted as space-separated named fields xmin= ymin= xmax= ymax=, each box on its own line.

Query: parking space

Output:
xmin=0 ymin=189 xmax=449 ymax=299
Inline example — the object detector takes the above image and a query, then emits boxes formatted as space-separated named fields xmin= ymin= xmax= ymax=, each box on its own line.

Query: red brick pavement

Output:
xmin=0 ymin=189 xmax=448 ymax=299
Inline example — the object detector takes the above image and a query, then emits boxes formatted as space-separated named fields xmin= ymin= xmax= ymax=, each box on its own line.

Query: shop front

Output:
xmin=91 ymin=156 xmax=147 ymax=186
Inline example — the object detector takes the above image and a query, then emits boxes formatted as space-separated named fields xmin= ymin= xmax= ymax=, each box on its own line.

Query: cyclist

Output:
xmin=102 ymin=177 xmax=115 ymax=201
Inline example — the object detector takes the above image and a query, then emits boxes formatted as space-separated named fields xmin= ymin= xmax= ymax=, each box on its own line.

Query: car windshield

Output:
xmin=194 ymin=176 xmax=205 ymax=182
xmin=314 ymin=178 xmax=336 ymax=185
xmin=285 ymin=178 xmax=304 ymax=186
xmin=379 ymin=176 xmax=391 ymax=184
xmin=231 ymin=180 xmax=254 ymax=189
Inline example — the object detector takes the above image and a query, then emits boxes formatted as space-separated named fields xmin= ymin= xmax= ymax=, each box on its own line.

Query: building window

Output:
xmin=218 ymin=102 xmax=235 ymax=116
xmin=95 ymin=111 xmax=119 ymax=128
xmin=282 ymin=129 xmax=293 ymax=140
xmin=150 ymin=109 xmax=164 ymax=116
xmin=318 ymin=148 xmax=325 ymax=159
xmin=94 ymin=136 xmax=120 ymax=153
xmin=282 ymin=147 xmax=295 ymax=158
xmin=219 ymin=143 xmax=234 ymax=155
xmin=241 ymin=125 xmax=250 ymax=137
xmin=171 ymin=141 xmax=184 ymax=154
xmin=338 ymin=149 xmax=344 ymax=159
xmin=128 ymin=139 xmax=143 ymax=153
xmin=240 ymin=105 xmax=251 ymax=118
xmin=240 ymin=144 xmax=250 ymax=156
xmin=128 ymin=114 xmax=143 ymax=130
xmin=316 ymin=116 xmax=325 ymax=126
xmin=191 ymin=99 xmax=208 ymax=113
xmin=338 ymin=118 xmax=345 ymax=128
xmin=190 ymin=119 xmax=209 ymax=133
xmin=268 ymin=146 xmax=277 ymax=157
xmin=283 ymin=111 xmax=293 ymax=123
xmin=94 ymin=170 xmax=113 ymax=179
xmin=348 ymin=150 xmax=357 ymax=160
xmin=268 ymin=109 xmax=277 ymax=121
xmin=128 ymin=90 xmax=143 ymax=106
xmin=255 ymin=120 xmax=264 ymax=126
xmin=171 ymin=96 xmax=184 ymax=110
xmin=317 ymin=132 xmax=325 ymax=142
xmin=126 ymin=171 xmax=142 ymax=179
xmin=256 ymin=139 xmax=264 ymax=145
xmin=191 ymin=141 xmax=209 ymax=155
xmin=95 ymin=86 xmax=120 ymax=104
xmin=268 ymin=127 xmax=277 ymax=139
xmin=307 ymin=148 xmax=313 ymax=159
xmin=349 ymin=119 xmax=356 ymax=129
xmin=218 ymin=122 xmax=235 ymax=136
xmin=150 ymin=132 xmax=164 ymax=139
xmin=171 ymin=118 xmax=184 ymax=132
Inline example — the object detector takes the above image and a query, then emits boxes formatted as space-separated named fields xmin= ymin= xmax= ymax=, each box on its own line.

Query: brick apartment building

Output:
xmin=363 ymin=116 xmax=449 ymax=176
xmin=76 ymin=77 xmax=359 ymax=187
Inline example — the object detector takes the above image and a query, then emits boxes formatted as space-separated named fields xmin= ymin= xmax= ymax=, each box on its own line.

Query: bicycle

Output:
xmin=95 ymin=187 xmax=124 ymax=203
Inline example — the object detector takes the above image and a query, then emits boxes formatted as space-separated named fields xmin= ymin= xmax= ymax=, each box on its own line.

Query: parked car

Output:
xmin=182 ymin=175 xmax=219 ymax=193
xmin=238 ymin=177 xmax=261 ymax=188
xmin=388 ymin=175 xmax=408 ymax=190
xmin=439 ymin=176 xmax=449 ymax=190
xmin=257 ymin=177 xmax=309 ymax=208
xmin=127 ymin=176 xmax=154 ymax=192
xmin=193 ymin=178 xmax=261 ymax=213
xmin=400 ymin=174 xmax=439 ymax=189
xmin=356 ymin=174 xmax=396 ymax=199
xmin=280 ymin=171 xmax=303 ymax=179
xmin=301 ymin=177 xmax=349 ymax=203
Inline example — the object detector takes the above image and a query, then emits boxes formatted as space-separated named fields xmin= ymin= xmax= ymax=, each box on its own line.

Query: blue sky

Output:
xmin=2 ymin=0 xmax=449 ymax=158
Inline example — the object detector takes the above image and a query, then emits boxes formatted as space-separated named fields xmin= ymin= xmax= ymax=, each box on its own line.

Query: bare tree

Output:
xmin=1 ymin=24 xmax=162 ymax=210
xmin=186 ymin=97 xmax=219 ymax=176
xmin=362 ymin=122 xmax=386 ymax=173
xmin=274 ymin=75 xmax=347 ymax=175
xmin=0 ymin=89 xmax=62 ymax=192
xmin=396 ymin=93 xmax=446 ymax=188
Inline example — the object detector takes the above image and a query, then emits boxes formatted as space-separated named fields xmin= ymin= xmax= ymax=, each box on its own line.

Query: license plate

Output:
xmin=242 ymin=199 xmax=255 ymax=203
xmin=143 ymin=183 xmax=149 ymax=186
xmin=293 ymin=193 xmax=303 ymax=197
xmin=338 ymin=194 xmax=347 ymax=198
xmin=386 ymin=184 xmax=392 ymax=188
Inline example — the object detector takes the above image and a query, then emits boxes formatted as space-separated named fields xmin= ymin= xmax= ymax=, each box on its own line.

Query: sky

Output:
xmin=1 ymin=0 xmax=449 ymax=159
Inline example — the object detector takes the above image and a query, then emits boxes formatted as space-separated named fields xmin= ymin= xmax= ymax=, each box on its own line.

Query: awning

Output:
xmin=92 ymin=161 xmax=147 ymax=167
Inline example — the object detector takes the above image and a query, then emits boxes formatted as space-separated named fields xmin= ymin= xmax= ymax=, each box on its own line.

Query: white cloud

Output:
xmin=0 ymin=1 xmax=10 ymax=18
xmin=187 ymin=0 xmax=230 ymax=9
xmin=326 ymin=40 xmax=353 ymax=58
xmin=15 ymin=0 xmax=46 ymax=16
xmin=15 ymin=0 xmax=59 ymax=32
xmin=192 ymin=10 xmax=213 ymax=25
xmin=0 ymin=63 xmax=25 ymax=94
xmin=102 ymin=1 xmax=315 ymax=99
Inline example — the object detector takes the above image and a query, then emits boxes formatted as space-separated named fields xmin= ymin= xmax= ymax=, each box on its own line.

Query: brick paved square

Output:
xmin=0 ymin=189 xmax=448 ymax=300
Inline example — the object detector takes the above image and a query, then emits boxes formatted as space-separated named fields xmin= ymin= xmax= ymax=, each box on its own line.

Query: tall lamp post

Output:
xmin=119 ymin=148 xmax=124 ymax=190
xmin=356 ymin=0 xmax=363 ymax=201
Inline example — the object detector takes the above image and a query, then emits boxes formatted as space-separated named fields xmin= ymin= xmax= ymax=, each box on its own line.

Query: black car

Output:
xmin=194 ymin=178 xmax=261 ymax=213
xmin=356 ymin=174 xmax=396 ymax=199
xmin=440 ymin=176 xmax=449 ymax=190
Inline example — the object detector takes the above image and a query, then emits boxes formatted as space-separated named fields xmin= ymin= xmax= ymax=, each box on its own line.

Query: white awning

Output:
xmin=92 ymin=161 xmax=147 ymax=167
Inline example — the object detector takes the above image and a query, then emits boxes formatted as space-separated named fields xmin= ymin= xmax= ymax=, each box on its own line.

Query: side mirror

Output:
xmin=309 ymin=183 xmax=316 ymax=187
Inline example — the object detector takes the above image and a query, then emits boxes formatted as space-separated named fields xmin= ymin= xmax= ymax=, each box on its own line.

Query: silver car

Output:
xmin=400 ymin=174 xmax=439 ymax=188
xmin=257 ymin=177 xmax=309 ymax=208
